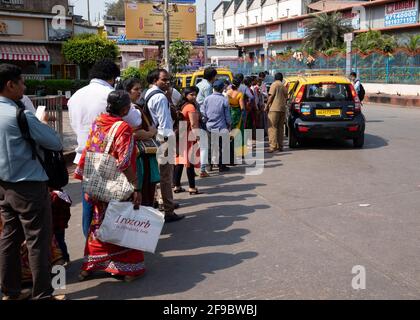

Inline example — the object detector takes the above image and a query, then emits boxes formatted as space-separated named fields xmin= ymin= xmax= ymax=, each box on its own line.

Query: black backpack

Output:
xmin=357 ymin=81 xmax=365 ymax=101
xmin=16 ymin=104 xmax=69 ymax=190
xmin=137 ymin=89 xmax=164 ymax=110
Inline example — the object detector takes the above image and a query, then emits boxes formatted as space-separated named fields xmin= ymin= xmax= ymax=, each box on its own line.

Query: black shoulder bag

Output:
xmin=16 ymin=103 xmax=69 ymax=189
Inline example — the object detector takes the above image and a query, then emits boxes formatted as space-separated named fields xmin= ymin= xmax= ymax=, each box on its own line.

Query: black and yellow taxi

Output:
xmin=191 ymin=67 xmax=233 ymax=86
xmin=175 ymin=72 xmax=194 ymax=90
xmin=285 ymin=71 xmax=365 ymax=148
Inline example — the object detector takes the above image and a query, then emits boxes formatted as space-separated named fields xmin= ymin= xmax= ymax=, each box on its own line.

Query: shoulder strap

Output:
xmin=145 ymin=90 xmax=165 ymax=107
xmin=16 ymin=103 xmax=37 ymax=160
xmin=104 ymin=121 xmax=124 ymax=155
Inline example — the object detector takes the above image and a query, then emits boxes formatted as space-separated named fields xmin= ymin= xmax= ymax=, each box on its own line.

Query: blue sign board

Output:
xmin=384 ymin=0 xmax=418 ymax=27
xmin=266 ymin=25 xmax=281 ymax=42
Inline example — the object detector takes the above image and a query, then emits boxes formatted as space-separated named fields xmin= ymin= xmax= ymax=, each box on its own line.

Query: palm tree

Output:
xmin=405 ymin=34 xmax=420 ymax=53
xmin=303 ymin=12 xmax=353 ymax=52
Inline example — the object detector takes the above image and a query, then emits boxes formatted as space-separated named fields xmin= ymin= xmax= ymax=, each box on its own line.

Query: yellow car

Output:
xmin=284 ymin=70 xmax=365 ymax=148
xmin=175 ymin=72 xmax=194 ymax=90
xmin=191 ymin=67 xmax=233 ymax=86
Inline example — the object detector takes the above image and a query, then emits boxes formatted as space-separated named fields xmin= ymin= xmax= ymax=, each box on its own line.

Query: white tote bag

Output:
xmin=97 ymin=201 xmax=165 ymax=253
xmin=83 ymin=121 xmax=134 ymax=202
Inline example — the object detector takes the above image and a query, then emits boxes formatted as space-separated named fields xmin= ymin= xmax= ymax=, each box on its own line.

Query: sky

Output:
xmin=71 ymin=0 xmax=218 ymax=32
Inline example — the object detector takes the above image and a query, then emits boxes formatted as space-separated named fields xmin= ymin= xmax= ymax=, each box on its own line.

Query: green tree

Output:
xmin=405 ymin=34 xmax=420 ymax=53
xmin=122 ymin=61 xmax=158 ymax=88
xmin=169 ymin=39 xmax=193 ymax=73
xmin=63 ymin=34 xmax=119 ymax=79
xmin=304 ymin=12 xmax=353 ymax=52
xmin=353 ymin=30 xmax=397 ymax=54
xmin=105 ymin=0 xmax=125 ymax=20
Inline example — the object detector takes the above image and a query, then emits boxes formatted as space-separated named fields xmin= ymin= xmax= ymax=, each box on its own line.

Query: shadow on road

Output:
xmin=287 ymin=133 xmax=388 ymax=151
xmin=63 ymin=162 xmax=266 ymax=300
xmin=65 ymin=251 xmax=257 ymax=300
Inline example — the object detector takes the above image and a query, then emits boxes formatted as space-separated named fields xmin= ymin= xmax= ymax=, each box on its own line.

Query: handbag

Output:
xmin=97 ymin=201 xmax=165 ymax=253
xmin=138 ymin=138 xmax=160 ymax=154
xmin=138 ymin=111 xmax=161 ymax=154
xmin=82 ymin=121 xmax=134 ymax=202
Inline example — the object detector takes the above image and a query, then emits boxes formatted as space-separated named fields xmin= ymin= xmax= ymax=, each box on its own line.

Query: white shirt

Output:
xmin=68 ymin=79 xmax=142 ymax=164
xmin=171 ymin=88 xmax=182 ymax=106
xmin=21 ymin=95 xmax=36 ymax=113
xmin=145 ymin=85 xmax=174 ymax=139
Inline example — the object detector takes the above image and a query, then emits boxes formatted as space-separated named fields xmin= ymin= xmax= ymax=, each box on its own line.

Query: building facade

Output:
xmin=213 ymin=0 xmax=307 ymax=46
xmin=214 ymin=0 xmax=420 ymax=66
xmin=0 ymin=0 xmax=76 ymax=79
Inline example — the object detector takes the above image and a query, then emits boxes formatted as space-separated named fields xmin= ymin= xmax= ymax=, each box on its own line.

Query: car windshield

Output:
xmin=304 ymin=83 xmax=351 ymax=102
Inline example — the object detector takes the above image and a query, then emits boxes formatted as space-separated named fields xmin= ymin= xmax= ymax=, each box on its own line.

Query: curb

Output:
xmin=365 ymin=95 xmax=420 ymax=107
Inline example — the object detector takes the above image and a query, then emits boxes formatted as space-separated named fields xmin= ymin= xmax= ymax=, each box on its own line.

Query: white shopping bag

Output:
xmin=97 ymin=201 xmax=165 ymax=253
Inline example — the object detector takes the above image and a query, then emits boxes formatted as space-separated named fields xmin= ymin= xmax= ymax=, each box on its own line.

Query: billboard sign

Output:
xmin=152 ymin=0 xmax=196 ymax=3
xmin=0 ymin=20 xmax=23 ymax=36
xmin=297 ymin=21 xmax=306 ymax=38
xmin=265 ymin=25 xmax=281 ymax=42
xmin=385 ymin=0 xmax=418 ymax=27
xmin=125 ymin=2 xmax=197 ymax=41
xmin=341 ymin=11 xmax=360 ymax=30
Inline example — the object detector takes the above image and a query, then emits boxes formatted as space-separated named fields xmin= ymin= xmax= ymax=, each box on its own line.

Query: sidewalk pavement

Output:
xmin=365 ymin=94 xmax=420 ymax=107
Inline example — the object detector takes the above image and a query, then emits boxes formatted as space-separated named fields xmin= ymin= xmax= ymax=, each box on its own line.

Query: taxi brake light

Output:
xmin=294 ymin=85 xmax=306 ymax=104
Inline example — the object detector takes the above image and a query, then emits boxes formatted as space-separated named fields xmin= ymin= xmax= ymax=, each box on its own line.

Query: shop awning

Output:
xmin=0 ymin=44 xmax=50 ymax=61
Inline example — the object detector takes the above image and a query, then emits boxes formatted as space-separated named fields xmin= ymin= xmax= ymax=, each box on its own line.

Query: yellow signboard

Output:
xmin=125 ymin=2 xmax=197 ymax=41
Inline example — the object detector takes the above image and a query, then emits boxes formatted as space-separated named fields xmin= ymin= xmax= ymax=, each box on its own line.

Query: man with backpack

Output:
xmin=350 ymin=72 xmax=365 ymax=102
xmin=144 ymin=69 xmax=185 ymax=223
xmin=0 ymin=64 xmax=62 ymax=300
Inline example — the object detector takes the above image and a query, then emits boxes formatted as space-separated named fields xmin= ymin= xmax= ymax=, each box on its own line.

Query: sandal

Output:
xmin=78 ymin=271 xmax=92 ymax=281
xmin=189 ymin=188 xmax=202 ymax=195
xmin=124 ymin=274 xmax=144 ymax=282
xmin=173 ymin=187 xmax=186 ymax=193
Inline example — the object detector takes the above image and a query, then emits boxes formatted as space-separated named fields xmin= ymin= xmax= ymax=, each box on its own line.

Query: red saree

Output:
xmin=75 ymin=113 xmax=146 ymax=277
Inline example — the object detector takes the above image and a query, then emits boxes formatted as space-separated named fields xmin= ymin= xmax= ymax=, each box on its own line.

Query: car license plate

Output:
xmin=316 ymin=109 xmax=341 ymax=117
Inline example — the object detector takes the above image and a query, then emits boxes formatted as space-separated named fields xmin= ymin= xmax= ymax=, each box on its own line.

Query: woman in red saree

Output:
xmin=75 ymin=91 xmax=144 ymax=282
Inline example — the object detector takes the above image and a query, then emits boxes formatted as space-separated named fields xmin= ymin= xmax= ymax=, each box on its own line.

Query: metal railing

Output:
xmin=22 ymin=74 xmax=54 ymax=81
xmin=229 ymin=50 xmax=420 ymax=84
xmin=28 ymin=95 xmax=64 ymax=141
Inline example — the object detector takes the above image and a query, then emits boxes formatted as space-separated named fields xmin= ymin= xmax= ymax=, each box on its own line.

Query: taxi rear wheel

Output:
xmin=353 ymin=134 xmax=365 ymax=148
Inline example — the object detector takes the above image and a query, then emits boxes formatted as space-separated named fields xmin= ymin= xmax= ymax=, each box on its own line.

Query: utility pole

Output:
xmin=163 ymin=0 xmax=171 ymax=72
xmin=87 ymin=0 xmax=91 ymax=25
xmin=204 ymin=0 xmax=208 ymax=66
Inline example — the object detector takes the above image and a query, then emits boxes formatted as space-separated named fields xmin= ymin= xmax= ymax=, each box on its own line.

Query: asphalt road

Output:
xmin=57 ymin=103 xmax=420 ymax=299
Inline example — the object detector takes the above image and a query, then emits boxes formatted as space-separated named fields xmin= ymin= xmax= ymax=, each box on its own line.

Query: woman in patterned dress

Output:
xmin=75 ymin=91 xmax=145 ymax=282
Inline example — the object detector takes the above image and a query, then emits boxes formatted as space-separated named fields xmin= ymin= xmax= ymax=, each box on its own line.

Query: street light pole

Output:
xmin=163 ymin=0 xmax=171 ymax=72
xmin=87 ymin=0 xmax=91 ymax=26
xmin=204 ymin=0 xmax=208 ymax=66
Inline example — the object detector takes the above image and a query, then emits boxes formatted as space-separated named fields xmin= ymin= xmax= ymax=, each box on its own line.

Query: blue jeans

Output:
xmin=82 ymin=191 xmax=93 ymax=238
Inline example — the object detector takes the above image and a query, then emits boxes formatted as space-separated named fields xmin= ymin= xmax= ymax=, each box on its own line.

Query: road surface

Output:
xmin=55 ymin=103 xmax=420 ymax=299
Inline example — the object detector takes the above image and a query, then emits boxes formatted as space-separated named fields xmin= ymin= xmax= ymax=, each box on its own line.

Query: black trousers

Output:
xmin=0 ymin=180 xmax=54 ymax=299
xmin=0 ymin=181 xmax=54 ymax=299
xmin=54 ymin=231 xmax=69 ymax=261
xmin=173 ymin=165 xmax=196 ymax=189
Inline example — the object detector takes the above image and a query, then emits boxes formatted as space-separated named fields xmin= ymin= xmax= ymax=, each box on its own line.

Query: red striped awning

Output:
xmin=0 ymin=44 xmax=50 ymax=61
